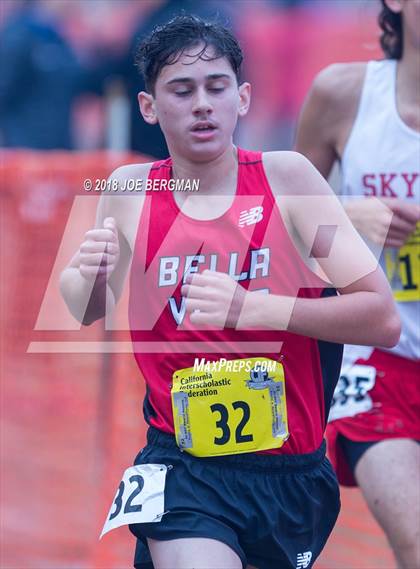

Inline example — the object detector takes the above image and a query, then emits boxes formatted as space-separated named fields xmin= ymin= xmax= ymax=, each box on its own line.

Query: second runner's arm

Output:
xmin=295 ymin=64 xmax=420 ymax=248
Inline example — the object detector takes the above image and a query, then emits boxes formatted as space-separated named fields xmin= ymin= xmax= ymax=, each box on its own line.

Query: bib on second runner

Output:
xmin=385 ymin=222 xmax=420 ymax=302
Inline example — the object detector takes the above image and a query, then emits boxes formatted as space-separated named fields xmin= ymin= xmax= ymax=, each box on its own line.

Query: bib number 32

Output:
xmin=211 ymin=401 xmax=253 ymax=446
xmin=100 ymin=464 xmax=169 ymax=538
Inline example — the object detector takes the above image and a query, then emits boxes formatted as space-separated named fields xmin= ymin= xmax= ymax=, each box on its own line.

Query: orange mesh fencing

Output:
xmin=1 ymin=151 xmax=394 ymax=569
xmin=0 ymin=151 xmax=149 ymax=568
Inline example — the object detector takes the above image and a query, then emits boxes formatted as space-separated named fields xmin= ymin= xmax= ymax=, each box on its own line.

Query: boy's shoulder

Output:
xmin=108 ymin=161 xmax=155 ymax=189
xmin=310 ymin=62 xmax=367 ymax=113
xmin=308 ymin=62 xmax=367 ymax=136
xmin=99 ymin=161 xmax=156 ymax=250
xmin=295 ymin=62 xmax=369 ymax=159
xmin=262 ymin=149 xmax=336 ymax=203
xmin=262 ymin=150 xmax=315 ymax=193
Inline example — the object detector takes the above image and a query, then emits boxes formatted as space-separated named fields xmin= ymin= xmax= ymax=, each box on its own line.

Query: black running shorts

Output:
xmin=130 ymin=427 xmax=340 ymax=569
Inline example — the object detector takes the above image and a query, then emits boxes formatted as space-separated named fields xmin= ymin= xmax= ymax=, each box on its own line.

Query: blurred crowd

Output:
xmin=0 ymin=0 xmax=379 ymax=157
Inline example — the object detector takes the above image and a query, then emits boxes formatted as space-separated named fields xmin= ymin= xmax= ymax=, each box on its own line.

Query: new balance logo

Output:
xmin=238 ymin=206 xmax=263 ymax=227
xmin=296 ymin=551 xmax=312 ymax=569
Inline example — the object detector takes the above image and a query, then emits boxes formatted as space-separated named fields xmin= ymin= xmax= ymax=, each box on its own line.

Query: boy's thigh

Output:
xmin=147 ymin=537 xmax=243 ymax=569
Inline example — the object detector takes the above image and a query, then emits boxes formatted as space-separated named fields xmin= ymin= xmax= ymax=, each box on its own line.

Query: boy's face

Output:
xmin=139 ymin=45 xmax=250 ymax=162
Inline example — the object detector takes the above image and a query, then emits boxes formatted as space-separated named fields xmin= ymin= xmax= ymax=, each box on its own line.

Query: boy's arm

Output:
xmin=60 ymin=164 xmax=149 ymax=325
xmin=182 ymin=152 xmax=400 ymax=348
xmin=59 ymin=214 xmax=126 ymax=326
xmin=258 ymin=151 xmax=401 ymax=347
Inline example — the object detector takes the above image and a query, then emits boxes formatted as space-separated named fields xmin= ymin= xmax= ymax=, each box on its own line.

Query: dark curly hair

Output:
xmin=135 ymin=14 xmax=243 ymax=95
xmin=378 ymin=0 xmax=403 ymax=59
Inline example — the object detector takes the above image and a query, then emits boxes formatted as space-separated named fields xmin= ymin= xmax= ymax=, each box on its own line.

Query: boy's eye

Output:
xmin=175 ymin=90 xmax=191 ymax=96
xmin=209 ymin=87 xmax=225 ymax=93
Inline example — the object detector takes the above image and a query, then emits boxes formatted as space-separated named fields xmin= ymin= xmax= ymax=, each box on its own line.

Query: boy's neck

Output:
xmin=171 ymin=144 xmax=239 ymax=195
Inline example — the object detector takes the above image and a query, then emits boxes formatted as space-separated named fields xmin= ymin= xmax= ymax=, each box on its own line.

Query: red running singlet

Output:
xmin=129 ymin=148 xmax=343 ymax=455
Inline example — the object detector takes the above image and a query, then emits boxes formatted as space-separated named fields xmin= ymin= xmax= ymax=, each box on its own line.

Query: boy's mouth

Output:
xmin=191 ymin=121 xmax=217 ymax=132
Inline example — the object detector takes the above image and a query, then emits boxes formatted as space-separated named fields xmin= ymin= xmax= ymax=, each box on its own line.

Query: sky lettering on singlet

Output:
xmin=362 ymin=172 xmax=419 ymax=198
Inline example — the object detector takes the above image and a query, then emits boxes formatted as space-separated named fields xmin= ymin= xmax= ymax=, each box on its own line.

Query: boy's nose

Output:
xmin=192 ymin=88 xmax=213 ymax=114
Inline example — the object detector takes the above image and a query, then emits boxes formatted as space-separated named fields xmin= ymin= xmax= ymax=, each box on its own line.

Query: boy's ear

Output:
xmin=138 ymin=91 xmax=158 ymax=125
xmin=238 ymin=82 xmax=251 ymax=117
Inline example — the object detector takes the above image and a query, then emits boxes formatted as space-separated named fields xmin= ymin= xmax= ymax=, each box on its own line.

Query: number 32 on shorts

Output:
xmin=100 ymin=464 xmax=170 ymax=538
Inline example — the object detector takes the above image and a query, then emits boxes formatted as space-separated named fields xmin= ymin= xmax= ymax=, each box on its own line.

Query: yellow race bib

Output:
xmin=385 ymin=222 xmax=420 ymax=302
xmin=171 ymin=357 xmax=288 ymax=457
